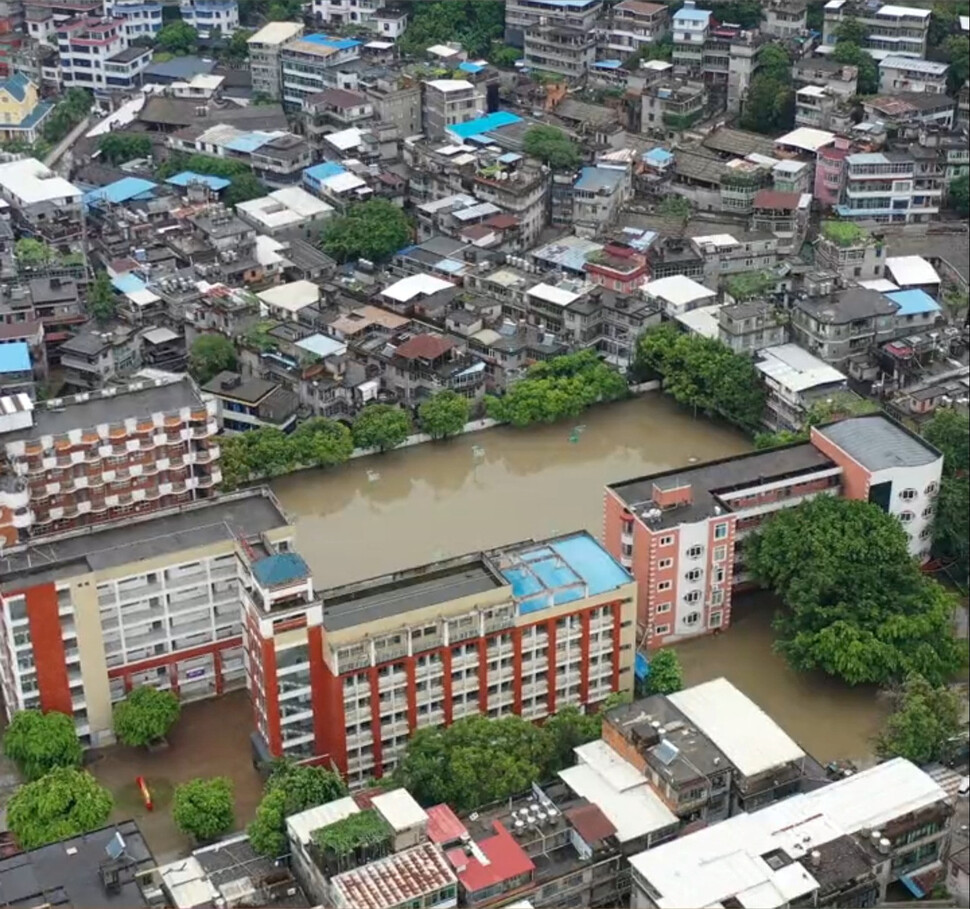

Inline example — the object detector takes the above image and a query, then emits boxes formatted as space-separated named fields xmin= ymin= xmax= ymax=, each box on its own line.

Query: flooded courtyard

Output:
xmin=273 ymin=395 xmax=892 ymax=764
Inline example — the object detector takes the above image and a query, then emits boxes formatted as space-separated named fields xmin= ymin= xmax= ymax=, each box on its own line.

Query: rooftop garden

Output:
xmin=820 ymin=220 xmax=869 ymax=247
xmin=311 ymin=809 xmax=393 ymax=860
xmin=725 ymin=270 xmax=777 ymax=301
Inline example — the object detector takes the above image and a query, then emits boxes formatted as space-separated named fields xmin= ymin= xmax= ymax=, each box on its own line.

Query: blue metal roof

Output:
xmin=574 ymin=166 xmax=624 ymax=193
xmin=886 ymin=289 xmax=941 ymax=317
xmin=302 ymin=34 xmax=361 ymax=50
xmin=303 ymin=161 xmax=346 ymax=183
xmin=644 ymin=147 xmax=674 ymax=165
xmin=111 ymin=273 xmax=147 ymax=295
xmin=593 ymin=59 xmax=623 ymax=69
xmin=84 ymin=176 xmax=158 ymax=208
xmin=251 ymin=552 xmax=311 ymax=588
xmin=674 ymin=6 xmax=711 ymax=20
xmin=0 ymin=341 xmax=31 ymax=374
xmin=459 ymin=61 xmax=487 ymax=73
xmin=10 ymin=100 xmax=53 ymax=131
xmin=166 ymin=171 xmax=231 ymax=191
xmin=635 ymin=652 xmax=649 ymax=680
xmin=224 ymin=131 xmax=277 ymax=154
xmin=0 ymin=72 xmax=31 ymax=103
xmin=447 ymin=110 xmax=522 ymax=139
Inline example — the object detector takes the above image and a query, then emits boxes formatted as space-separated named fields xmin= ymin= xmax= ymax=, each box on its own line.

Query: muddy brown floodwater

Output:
xmin=272 ymin=395 xmax=890 ymax=764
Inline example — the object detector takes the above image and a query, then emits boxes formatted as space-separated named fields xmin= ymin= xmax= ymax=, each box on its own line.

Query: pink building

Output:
xmin=603 ymin=414 xmax=943 ymax=648
xmin=814 ymin=135 xmax=851 ymax=210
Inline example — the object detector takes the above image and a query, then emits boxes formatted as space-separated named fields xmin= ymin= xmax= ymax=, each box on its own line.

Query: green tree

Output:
xmin=725 ymin=270 xmax=776 ymax=301
xmin=14 ymin=238 xmax=54 ymax=268
xmin=173 ymin=777 xmax=234 ymax=842
xmin=490 ymin=44 xmax=522 ymax=67
xmin=644 ymin=649 xmax=684 ymax=695
xmin=87 ymin=271 xmax=117 ymax=325
xmin=224 ymin=172 xmax=267 ymax=206
xmin=541 ymin=706 xmax=602 ymax=776
xmin=113 ymin=686 xmax=181 ymax=747
xmin=624 ymin=33 xmax=673 ymax=68
xmin=756 ymin=44 xmax=792 ymax=84
xmin=924 ymin=409 xmax=970 ymax=583
xmin=248 ymin=761 xmax=348 ymax=857
xmin=633 ymin=324 xmax=766 ymax=433
xmin=7 ymin=768 xmax=113 ymax=851
xmin=398 ymin=1 xmax=505 ymax=58
xmin=352 ymin=404 xmax=412 ymax=452
xmin=924 ymin=409 xmax=970 ymax=476
xmin=522 ymin=125 xmax=582 ymax=171
xmin=942 ymin=34 xmax=970 ymax=93
xmin=98 ymin=132 xmax=152 ymax=165
xmin=418 ymin=389 xmax=471 ymax=440
xmin=319 ymin=199 xmax=412 ymax=264
xmin=740 ymin=75 xmax=794 ymax=134
xmin=291 ymin=418 xmax=355 ymax=467
xmin=949 ymin=173 xmax=969 ymax=218
xmin=698 ymin=0 xmax=763 ymax=29
xmin=746 ymin=496 xmax=962 ymax=686
xmin=485 ymin=350 xmax=628 ymax=428
xmin=188 ymin=334 xmax=237 ymax=385
xmin=834 ymin=15 xmax=868 ymax=45
xmin=832 ymin=41 xmax=879 ymax=94
xmin=41 ymin=88 xmax=93 ymax=144
xmin=3 ymin=710 xmax=83 ymax=780
xmin=657 ymin=195 xmax=691 ymax=223
xmin=157 ymin=20 xmax=198 ymax=55
xmin=876 ymin=673 xmax=962 ymax=764
xmin=223 ymin=27 xmax=253 ymax=62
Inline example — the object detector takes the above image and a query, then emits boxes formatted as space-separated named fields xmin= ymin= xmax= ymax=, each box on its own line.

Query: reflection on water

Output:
xmin=273 ymin=394 xmax=888 ymax=764
xmin=678 ymin=595 xmax=891 ymax=765
xmin=272 ymin=396 xmax=749 ymax=583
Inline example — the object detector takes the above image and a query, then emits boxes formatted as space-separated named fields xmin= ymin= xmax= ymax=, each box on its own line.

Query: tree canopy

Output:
xmin=643 ymin=649 xmax=684 ymax=695
xmin=157 ymin=21 xmax=198 ymax=55
xmin=633 ymin=323 xmax=766 ymax=433
xmin=173 ymin=777 xmax=235 ymax=842
xmin=876 ymin=673 xmax=962 ymax=765
xmin=485 ymin=350 xmax=628 ymax=427
xmin=7 ymin=768 xmax=113 ymax=851
xmin=832 ymin=41 xmax=879 ymax=94
xmin=522 ymin=126 xmax=583 ymax=172
xmin=87 ymin=271 xmax=117 ymax=325
xmin=155 ymin=152 xmax=267 ymax=206
xmin=924 ymin=409 xmax=970 ymax=583
xmin=351 ymin=404 xmax=412 ymax=452
xmin=41 ymin=89 xmax=92 ymax=144
xmin=698 ymin=0 xmax=763 ymax=29
xmin=113 ymin=686 xmax=181 ymax=747
xmin=834 ymin=15 xmax=868 ymax=45
xmin=188 ymin=334 xmax=237 ymax=385
xmin=319 ymin=199 xmax=412 ymax=264
xmin=98 ymin=133 xmax=152 ymax=165
xmin=745 ymin=495 xmax=962 ymax=686
xmin=418 ymin=389 xmax=471 ymax=440
xmin=949 ymin=174 xmax=969 ymax=218
xmin=3 ymin=710 xmax=83 ymax=781
xmin=248 ymin=761 xmax=349 ymax=857
xmin=740 ymin=45 xmax=794 ymax=135
xmin=398 ymin=1 xmax=504 ymax=58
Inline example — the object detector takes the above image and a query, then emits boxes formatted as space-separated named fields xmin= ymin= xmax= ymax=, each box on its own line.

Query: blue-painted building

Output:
xmin=179 ymin=0 xmax=240 ymax=38
xmin=105 ymin=0 xmax=164 ymax=39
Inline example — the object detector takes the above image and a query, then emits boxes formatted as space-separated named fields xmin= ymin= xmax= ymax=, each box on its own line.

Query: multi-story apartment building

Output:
xmin=835 ymin=150 xmax=941 ymax=224
xmin=56 ymin=16 xmax=150 ymax=93
xmin=0 ymin=157 xmax=82 ymax=244
xmin=755 ymin=343 xmax=848 ymax=432
xmin=23 ymin=0 xmax=101 ymax=45
xmin=814 ymin=134 xmax=851 ymax=209
xmin=243 ymin=530 xmax=635 ymax=782
xmin=630 ymin=759 xmax=952 ymax=909
xmin=599 ymin=0 xmax=669 ymax=59
xmin=523 ymin=23 xmax=596 ymax=79
xmin=640 ymin=77 xmax=706 ymax=131
xmin=421 ymin=78 xmax=486 ymax=138
xmin=792 ymin=57 xmax=858 ymax=97
xmin=279 ymin=34 xmax=362 ymax=110
xmin=311 ymin=0 xmax=383 ymax=30
xmin=763 ymin=0 xmax=806 ymax=37
xmin=603 ymin=413 xmax=942 ymax=644
xmin=505 ymin=0 xmax=602 ymax=48
xmin=814 ymin=221 xmax=886 ymax=280
xmin=178 ymin=0 xmax=239 ymax=38
xmin=572 ymin=165 xmax=632 ymax=237
xmin=717 ymin=300 xmax=787 ymax=355
xmin=822 ymin=0 xmax=930 ymax=59
xmin=360 ymin=70 xmax=422 ymax=138
xmin=671 ymin=0 xmax=710 ymax=74
xmin=248 ymin=20 xmax=303 ymax=100
xmin=879 ymin=55 xmax=949 ymax=94
xmin=103 ymin=0 xmax=162 ymax=40
xmin=58 ymin=327 xmax=141 ymax=390
xmin=0 ymin=376 xmax=220 ymax=541
xmin=794 ymin=85 xmax=840 ymax=130
xmin=0 ymin=489 xmax=287 ymax=748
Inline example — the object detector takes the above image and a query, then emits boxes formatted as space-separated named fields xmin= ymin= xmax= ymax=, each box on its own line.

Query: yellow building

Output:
xmin=0 ymin=74 xmax=53 ymax=145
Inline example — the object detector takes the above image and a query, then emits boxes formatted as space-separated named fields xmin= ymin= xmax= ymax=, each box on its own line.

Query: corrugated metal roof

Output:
xmin=815 ymin=414 xmax=940 ymax=471
xmin=331 ymin=843 xmax=456 ymax=909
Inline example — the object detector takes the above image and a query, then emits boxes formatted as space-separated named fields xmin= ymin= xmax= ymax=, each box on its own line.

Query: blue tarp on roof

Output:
xmin=886 ymin=289 xmax=941 ymax=317
xmin=112 ymin=273 xmax=147 ymax=295
xmin=166 ymin=171 xmax=231 ymax=192
xmin=644 ymin=147 xmax=674 ymax=165
xmin=302 ymin=34 xmax=361 ymax=50
xmin=635 ymin=652 xmax=649 ymax=680
xmin=458 ymin=61 xmax=487 ymax=73
xmin=575 ymin=166 xmax=624 ymax=193
xmin=225 ymin=132 xmax=277 ymax=154
xmin=674 ymin=6 xmax=711 ymax=20
xmin=593 ymin=59 xmax=623 ymax=69
xmin=899 ymin=875 xmax=924 ymax=899
xmin=303 ymin=161 xmax=346 ymax=183
xmin=84 ymin=176 xmax=158 ymax=209
xmin=0 ymin=341 xmax=30 ymax=374
xmin=251 ymin=552 xmax=310 ymax=588
xmin=447 ymin=110 xmax=522 ymax=139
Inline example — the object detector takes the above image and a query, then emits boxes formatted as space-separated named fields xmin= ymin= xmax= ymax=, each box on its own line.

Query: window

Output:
xmin=658 ymin=558 xmax=673 ymax=569
xmin=685 ymin=568 xmax=703 ymax=582
xmin=899 ymin=511 xmax=914 ymax=524
xmin=922 ymin=505 xmax=934 ymax=518
xmin=925 ymin=481 xmax=938 ymax=495
xmin=919 ymin=527 xmax=932 ymax=540
xmin=713 ymin=544 xmax=727 ymax=562
xmin=714 ymin=522 xmax=728 ymax=540
xmin=657 ymin=581 xmax=672 ymax=592
xmin=659 ymin=535 xmax=674 ymax=547
xmin=622 ymin=518 xmax=634 ymax=534
xmin=654 ymin=624 xmax=670 ymax=636
xmin=684 ymin=612 xmax=700 ymax=626
xmin=710 ymin=588 xmax=724 ymax=606
xmin=684 ymin=590 xmax=701 ymax=604
xmin=686 ymin=544 xmax=704 ymax=559
xmin=655 ymin=602 xmax=672 ymax=614
xmin=709 ymin=612 xmax=722 ymax=628
xmin=899 ymin=488 xmax=917 ymax=501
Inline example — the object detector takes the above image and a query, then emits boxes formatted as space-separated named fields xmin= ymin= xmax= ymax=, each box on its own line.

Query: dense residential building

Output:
xmin=835 ymin=150 xmax=941 ymax=224
xmin=755 ymin=344 xmax=849 ymax=432
xmin=0 ymin=376 xmax=220 ymax=540
xmin=248 ymin=20 xmax=304 ymax=100
xmin=763 ymin=0 xmax=807 ymax=37
xmin=600 ymin=0 xmax=669 ymax=59
xmin=0 ymin=72 xmax=51 ymax=145
xmin=630 ymin=759 xmax=952 ymax=909
xmin=821 ymin=0 xmax=930 ymax=60
xmin=878 ymin=55 xmax=949 ymax=94
xmin=523 ymin=23 xmax=597 ymax=79
xmin=641 ymin=78 xmax=706 ymax=132
xmin=814 ymin=223 xmax=886 ymax=280
xmin=178 ymin=0 xmax=239 ymax=38
xmin=505 ymin=0 xmax=603 ymax=47
xmin=794 ymin=85 xmax=840 ymax=131
xmin=421 ymin=78 xmax=486 ymax=138
xmin=792 ymin=58 xmax=859 ymax=97
xmin=0 ymin=490 xmax=284 ymax=747
xmin=717 ymin=300 xmax=787 ymax=355
xmin=56 ymin=16 xmax=150 ymax=93
xmin=104 ymin=0 xmax=163 ymax=39
xmin=0 ymin=157 xmax=83 ymax=243
xmin=603 ymin=414 xmax=942 ymax=644
xmin=201 ymin=372 xmax=300 ymax=434
xmin=279 ymin=34 xmax=362 ymax=110
xmin=671 ymin=0 xmax=710 ymax=73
